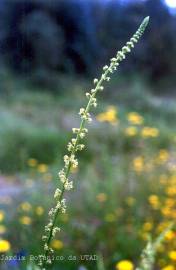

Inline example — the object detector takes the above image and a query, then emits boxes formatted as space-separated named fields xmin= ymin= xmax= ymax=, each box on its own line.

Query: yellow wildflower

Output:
xmin=96 ymin=193 xmax=107 ymax=203
xmin=165 ymin=230 xmax=175 ymax=241
xmin=20 ymin=202 xmax=32 ymax=212
xmin=51 ymin=239 xmax=63 ymax=250
xmin=171 ymin=210 xmax=176 ymax=219
xmin=165 ymin=198 xmax=175 ymax=208
xmin=19 ymin=216 xmax=32 ymax=225
xmin=0 ymin=211 xmax=5 ymax=222
xmin=125 ymin=126 xmax=138 ymax=137
xmin=0 ymin=240 xmax=11 ymax=252
xmin=161 ymin=206 xmax=172 ymax=217
xmin=170 ymin=175 xmax=176 ymax=185
xmin=133 ymin=156 xmax=144 ymax=173
xmin=37 ymin=164 xmax=48 ymax=173
xmin=35 ymin=206 xmax=44 ymax=216
xmin=27 ymin=158 xmax=37 ymax=167
xmin=169 ymin=251 xmax=176 ymax=261
xmin=141 ymin=127 xmax=159 ymax=138
xmin=157 ymin=222 xmax=171 ymax=233
xmin=148 ymin=195 xmax=160 ymax=209
xmin=0 ymin=225 xmax=6 ymax=234
xmin=105 ymin=213 xmax=116 ymax=222
xmin=166 ymin=186 xmax=176 ymax=196
xmin=116 ymin=260 xmax=134 ymax=270
xmin=126 ymin=197 xmax=136 ymax=207
xmin=127 ymin=112 xmax=143 ymax=125
xmin=96 ymin=106 xmax=118 ymax=125
xmin=143 ymin=222 xmax=153 ymax=232
xmin=162 ymin=266 xmax=175 ymax=270
xmin=157 ymin=149 xmax=169 ymax=164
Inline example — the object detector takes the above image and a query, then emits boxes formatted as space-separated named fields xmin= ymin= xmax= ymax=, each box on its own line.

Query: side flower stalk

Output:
xmin=136 ymin=223 xmax=174 ymax=270
xmin=40 ymin=16 xmax=150 ymax=269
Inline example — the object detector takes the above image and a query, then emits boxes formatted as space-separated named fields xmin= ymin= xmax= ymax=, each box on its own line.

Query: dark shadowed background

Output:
xmin=0 ymin=0 xmax=176 ymax=92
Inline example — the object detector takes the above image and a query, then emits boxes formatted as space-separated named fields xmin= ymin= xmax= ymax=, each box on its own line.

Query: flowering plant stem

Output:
xmin=40 ymin=16 xmax=150 ymax=269
xmin=136 ymin=222 xmax=174 ymax=270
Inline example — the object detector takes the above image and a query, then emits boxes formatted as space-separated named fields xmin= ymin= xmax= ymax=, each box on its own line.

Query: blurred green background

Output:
xmin=0 ymin=1 xmax=176 ymax=270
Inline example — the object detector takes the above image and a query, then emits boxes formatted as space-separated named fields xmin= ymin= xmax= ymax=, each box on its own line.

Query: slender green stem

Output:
xmin=40 ymin=16 xmax=149 ymax=269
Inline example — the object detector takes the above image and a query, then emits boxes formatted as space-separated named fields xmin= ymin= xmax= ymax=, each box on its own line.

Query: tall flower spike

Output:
xmin=40 ymin=17 xmax=150 ymax=269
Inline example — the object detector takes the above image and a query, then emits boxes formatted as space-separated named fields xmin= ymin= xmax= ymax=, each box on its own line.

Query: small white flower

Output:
xmin=49 ymin=248 xmax=54 ymax=254
xmin=64 ymin=180 xmax=73 ymax=190
xmin=42 ymin=235 xmax=47 ymax=241
xmin=63 ymin=155 xmax=70 ymax=167
xmin=67 ymin=142 xmax=73 ymax=151
xmin=79 ymin=108 xmax=85 ymax=115
xmin=83 ymin=128 xmax=88 ymax=133
xmin=111 ymin=57 xmax=117 ymax=62
xmin=122 ymin=46 xmax=131 ymax=53
xmin=45 ymin=226 xmax=50 ymax=232
xmin=47 ymin=258 xmax=52 ymax=264
xmin=101 ymin=74 xmax=106 ymax=80
xmin=71 ymin=138 xmax=76 ymax=145
xmin=86 ymin=92 xmax=91 ymax=98
xmin=60 ymin=198 xmax=67 ymax=213
xmin=76 ymin=144 xmax=85 ymax=151
xmin=103 ymin=65 xmax=109 ymax=71
xmin=70 ymin=154 xmax=78 ymax=168
xmin=72 ymin=128 xmax=79 ymax=133
xmin=52 ymin=227 xmax=61 ymax=237
xmin=58 ymin=169 xmax=66 ymax=182
xmin=127 ymin=41 xmax=134 ymax=48
xmin=48 ymin=222 xmax=53 ymax=227
xmin=44 ymin=244 xmax=49 ymax=251
xmin=93 ymin=78 xmax=98 ymax=84
xmin=131 ymin=37 xmax=138 ymax=43
xmin=79 ymin=132 xmax=85 ymax=139
xmin=48 ymin=208 xmax=55 ymax=216
xmin=56 ymin=201 xmax=61 ymax=210
xmin=54 ymin=188 xmax=61 ymax=199
xmin=91 ymin=89 xmax=96 ymax=94
xmin=90 ymin=97 xmax=97 ymax=107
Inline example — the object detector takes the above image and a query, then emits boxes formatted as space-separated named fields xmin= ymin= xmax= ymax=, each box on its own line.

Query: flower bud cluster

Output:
xmin=54 ymin=188 xmax=61 ymax=198
xmin=67 ymin=139 xmax=85 ymax=152
xmin=72 ymin=127 xmax=88 ymax=139
xmin=79 ymin=108 xmax=92 ymax=123
xmin=64 ymin=154 xmax=78 ymax=168
xmin=58 ymin=169 xmax=73 ymax=190
xmin=86 ymin=92 xmax=97 ymax=107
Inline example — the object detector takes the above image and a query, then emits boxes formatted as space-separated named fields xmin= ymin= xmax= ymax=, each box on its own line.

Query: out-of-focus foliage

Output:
xmin=0 ymin=88 xmax=176 ymax=270
xmin=0 ymin=0 xmax=176 ymax=91
xmin=0 ymin=0 xmax=99 ymax=78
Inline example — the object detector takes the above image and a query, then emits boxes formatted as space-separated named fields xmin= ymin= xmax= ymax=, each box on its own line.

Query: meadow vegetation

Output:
xmin=0 ymin=70 xmax=176 ymax=270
